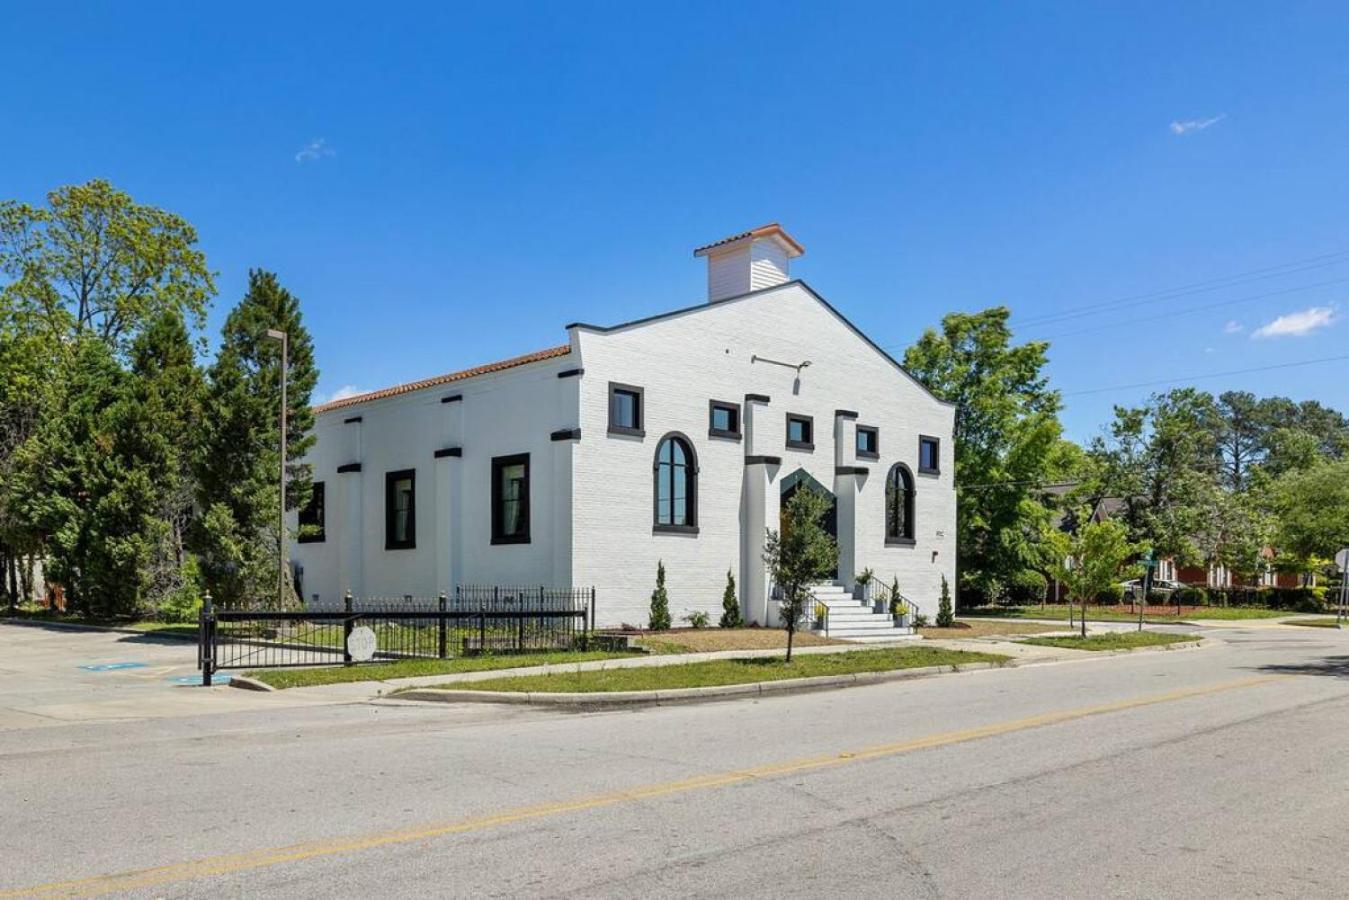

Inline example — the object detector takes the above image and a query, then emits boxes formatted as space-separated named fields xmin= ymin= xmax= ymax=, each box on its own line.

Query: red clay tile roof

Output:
xmin=693 ymin=223 xmax=805 ymax=257
xmin=313 ymin=344 xmax=572 ymax=413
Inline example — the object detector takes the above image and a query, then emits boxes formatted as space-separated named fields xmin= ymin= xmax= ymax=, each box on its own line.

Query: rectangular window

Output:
xmin=491 ymin=453 xmax=531 ymax=544
xmin=856 ymin=426 xmax=879 ymax=460
xmin=708 ymin=400 xmax=741 ymax=439
xmin=298 ymin=481 xmax=325 ymax=543
xmin=385 ymin=470 xmax=416 ymax=550
xmin=786 ymin=414 xmax=814 ymax=450
xmin=919 ymin=436 xmax=941 ymax=474
xmin=608 ymin=382 xmax=644 ymax=436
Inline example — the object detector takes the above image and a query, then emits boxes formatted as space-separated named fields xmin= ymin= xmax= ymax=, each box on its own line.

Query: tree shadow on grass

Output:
xmin=1253 ymin=655 xmax=1349 ymax=679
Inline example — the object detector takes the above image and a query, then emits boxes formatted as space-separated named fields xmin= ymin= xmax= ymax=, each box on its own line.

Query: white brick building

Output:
xmin=292 ymin=225 xmax=956 ymax=630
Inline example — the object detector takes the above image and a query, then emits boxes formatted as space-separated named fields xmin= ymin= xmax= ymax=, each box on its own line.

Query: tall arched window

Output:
xmin=654 ymin=433 xmax=698 ymax=532
xmin=886 ymin=463 xmax=915 ymax=544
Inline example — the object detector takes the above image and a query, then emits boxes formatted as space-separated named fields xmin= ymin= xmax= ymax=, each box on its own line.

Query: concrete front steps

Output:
xmin=806 ymin=584 xmax=919 ymax=643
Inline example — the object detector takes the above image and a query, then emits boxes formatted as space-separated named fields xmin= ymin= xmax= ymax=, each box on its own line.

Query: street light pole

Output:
xmin=265 ymin=328 xmax=288 ymax=608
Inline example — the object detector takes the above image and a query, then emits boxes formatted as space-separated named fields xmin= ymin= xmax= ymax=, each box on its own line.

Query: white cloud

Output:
xmin=320 ymin=385 xmax=365 ymax=404
xmin=1251 ymin=306 xmax=1338 ymax=339
xmin=295 ymin=137 xmax=335 ymax=163
xmin=1170 ymin=114 xmax=1226 ymax=135
xmin=1223 ymin=320 xmax=1244 ymax=334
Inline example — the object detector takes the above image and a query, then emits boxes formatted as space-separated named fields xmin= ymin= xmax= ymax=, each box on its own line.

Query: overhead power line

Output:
xmin=1062 ymin=354 xmax=1349 ymax=398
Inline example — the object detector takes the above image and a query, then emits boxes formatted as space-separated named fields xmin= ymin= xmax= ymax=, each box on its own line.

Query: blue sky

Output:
xmin=5 ymin=2 xmax=1348 ymax=441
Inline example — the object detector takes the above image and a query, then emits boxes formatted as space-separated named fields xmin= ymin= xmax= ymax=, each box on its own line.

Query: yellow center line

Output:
xmin=5 ymin=674 xmax=1282 ymax=898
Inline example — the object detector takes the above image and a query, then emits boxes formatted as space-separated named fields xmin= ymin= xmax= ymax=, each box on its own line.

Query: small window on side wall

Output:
xmin=919 ymin=436 xmax=941 ymax=474
xmin=856 ymin=426 xmax=879 ymax=460
xmin=492 ymin=453 xmax=531 ymax=544
xmin=608 ymin=382 xmax=644 ymax=437
xmin=298 ymin=481 xmax=325 ymax=543
xmin=385 ymin=470 xmax=416 ymax=550
xmin=786 ymin=414 xmax=814 ymax=451
xmin=708 ymin=400 xmax=741 ymax=439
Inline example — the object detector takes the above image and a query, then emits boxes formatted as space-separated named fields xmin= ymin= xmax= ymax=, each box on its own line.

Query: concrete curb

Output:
xmin=394 ymin=660 xmax=1010 ymax=707
xmin=0 ymin=617 xmax=198 ymax=642
xmin=226 ymin=675 xmax=277 ymax=692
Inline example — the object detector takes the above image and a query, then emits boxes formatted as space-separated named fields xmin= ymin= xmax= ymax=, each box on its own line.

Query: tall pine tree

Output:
xmin=196 ymin=270 xmax=317 ymax=607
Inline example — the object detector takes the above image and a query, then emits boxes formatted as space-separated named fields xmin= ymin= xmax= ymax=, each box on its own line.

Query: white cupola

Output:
xmin=693 ymin=223 xmax=805 ymax=302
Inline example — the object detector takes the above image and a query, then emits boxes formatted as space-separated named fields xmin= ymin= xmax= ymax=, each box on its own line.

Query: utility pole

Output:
xmin=265 ymin=328 xmax=288 ymax=608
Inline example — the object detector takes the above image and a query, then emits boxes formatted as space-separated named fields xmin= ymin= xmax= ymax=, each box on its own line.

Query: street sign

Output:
xmin=1335 ymin=548 xmax=1349 ymax=572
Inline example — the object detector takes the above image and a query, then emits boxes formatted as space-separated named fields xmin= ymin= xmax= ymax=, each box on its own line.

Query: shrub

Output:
xmin=649 ymin=561 xmax=672 ymax=630
xmin=936 ymin=575 xmax=955 ymax=627
xmin=684 ymin=610 xmax=709 ymax=628
xmin=1006 ymin=570 xmax=1048 ymax=606
xmin=719 ymin=569 xmax=742 ymax=628
xmin=1095 ymin=584 xmax=1126 ymax=605
xmin=913 ymin=613 xmax=930 ymax=627
xmin=1172 ymin=586 xmax=1208 ymax=607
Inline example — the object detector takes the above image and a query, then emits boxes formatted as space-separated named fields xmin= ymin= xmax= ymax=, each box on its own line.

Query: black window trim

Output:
xmin=607 ymin=381 xmax=645 ymax=437
xmin=785 ymin=413 xmax=814 ymax=451
xmin=297 ymin=481 xmax=326 ymax=543
xmin=885 ymin=462 xmax=917 ymax=546
xmin=490 ymin=453 xmax=531 ymax=545
xmin=384 ymin=469 xmax=416 ymax=550
xmin=707 ymin=399 xmax=742 ymax=441
xmin=856 ymin=425 xmax=880 ymax=460
xmin=919 ymin=434 xmax=941 ymax=475
xmin=652 ymin=431 xmax=699 ymax=535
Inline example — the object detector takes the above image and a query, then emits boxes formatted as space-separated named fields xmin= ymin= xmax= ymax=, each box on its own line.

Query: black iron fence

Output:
xmin=199 ymin=586 xmax=595 ymax=685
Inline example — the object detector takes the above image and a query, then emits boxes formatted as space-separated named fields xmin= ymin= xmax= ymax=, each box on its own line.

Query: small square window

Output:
xmin=919 ymin=436 xmax=941 ymax=474
xmin=708 ymin=400 xmax=741 ymax=439
xmin=856 ymin=426 xmax=879 ymax=459
xmin=608 ymin=382 xmax=644 ymax=437
xmin=786 ymin=414 xmax=814 ymax=451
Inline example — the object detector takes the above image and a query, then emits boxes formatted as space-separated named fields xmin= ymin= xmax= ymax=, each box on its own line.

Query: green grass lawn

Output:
xmin=244 ymin=649 xmax=644 ymax=689
xmin=1286 ymin=618 xmax=1344 ymax=629
xmin=420 ymin=646 xmax=1009 ymax=694
xmin=1019 ymin=631 xmax=1200 ymax=652
xmin=962 ymin=604 xmax=1293 ymax=623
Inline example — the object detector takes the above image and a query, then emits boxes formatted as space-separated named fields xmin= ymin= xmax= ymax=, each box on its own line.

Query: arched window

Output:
xmin=654 ymin=433 xmax=698 ymax=532
xmin=886 ymin=463 xmax=915 ymax=544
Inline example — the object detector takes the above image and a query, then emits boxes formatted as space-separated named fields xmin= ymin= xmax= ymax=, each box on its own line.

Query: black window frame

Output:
xmin=297 ymin=481 xmax=326 ymax=543
xmin=652 ymin=432 xmax=699 ymax=535
xmin=919 ymin=435 xmax=941 ymax=475
xmin=885 ymin=463 xmax=916 ymax=546
xmin=785 ymin=413 xmax=814 ymax=451
xmin=856 ymin=426 xmax=879 ymax=460
xmin=491 ymin=453 xmax=531 ymax=545
xmin=708 ymin=399 xmax=742 ymax=440
xmin=384 ymin=469 xmax=416 ymax=550
xmin=607 ymin=382 xmax=645 ymax=438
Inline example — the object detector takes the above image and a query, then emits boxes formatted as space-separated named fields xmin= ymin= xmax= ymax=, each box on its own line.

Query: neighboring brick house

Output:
xmin=290 ymin=225 xmax=957 ymax=630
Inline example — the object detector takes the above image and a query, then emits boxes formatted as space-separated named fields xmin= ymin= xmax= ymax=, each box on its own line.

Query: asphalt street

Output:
xmin=2 ymin=620 xmax=1348 ymax=898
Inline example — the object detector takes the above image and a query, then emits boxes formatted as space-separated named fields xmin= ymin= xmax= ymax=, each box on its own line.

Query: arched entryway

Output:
xmin=780 ymin=468 xmax=838 ymax=579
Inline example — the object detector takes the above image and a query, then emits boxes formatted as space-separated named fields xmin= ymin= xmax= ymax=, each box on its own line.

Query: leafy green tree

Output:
xmin=1045 ymin=517 xmax=1140 ymax=637
xmin=903 ymin=307 xmax=1062 ymax=603
xmin=648 ymin=561 xmax=671 ymax=630
xmin=936 ymin=575 xmax=954 ymax=627
xmin=718 ymin=568 xmax=742 ymax=628
xmin=196 ymin=271 xmax=317 ymax=607
xmin=763 ymin=486 xmax=838 ymax=662
xmin=0 ymin=179 xmax=214 ymax=356
xmin=1270 ymin=460 xmax=1349 ymax=564
xmin=0 ymin=316 xmax=54 ymax=608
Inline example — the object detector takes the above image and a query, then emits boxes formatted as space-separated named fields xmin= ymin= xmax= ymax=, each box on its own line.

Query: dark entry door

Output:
xmin=780 ymin=469 xmax=838 ymax=580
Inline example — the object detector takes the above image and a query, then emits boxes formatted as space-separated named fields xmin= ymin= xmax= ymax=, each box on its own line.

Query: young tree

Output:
xmin=936 ymin=575 xmax=954 ymax=627
xmin=1045 ymin=517 xmax=1140 ymax=637
xmin=196 ymin=270 xmax=317 ymax=607
xmin=1270 ymin=460 xmax=1349 ymax=564
xmin=648 ymin=561 xmax=672 ymax=630
xmin=0 ymin=179 xmax=214 ymax=356
xmin=718 ymin=568 xmax=742 ymax=628
xmin=903 ymin=307 xmax=1063 ymax=603
xmin=763 ymin=486 xmax=838 ymax=662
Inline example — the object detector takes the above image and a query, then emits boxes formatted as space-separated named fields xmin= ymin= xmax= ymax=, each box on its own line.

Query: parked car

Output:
xmin=1120 ymin=578 xmax=1186 ymax=601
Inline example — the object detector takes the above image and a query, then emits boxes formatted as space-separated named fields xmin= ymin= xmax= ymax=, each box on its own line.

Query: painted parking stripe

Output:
xmin=77 ymin=662 xmax=148 ymax=672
